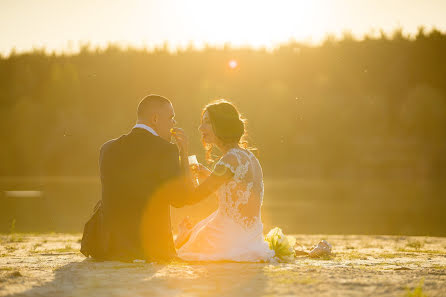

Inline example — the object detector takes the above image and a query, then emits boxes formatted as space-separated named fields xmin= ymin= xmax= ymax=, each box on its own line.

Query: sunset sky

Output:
xmin=1 ymin=0 xmax=446 ymax=56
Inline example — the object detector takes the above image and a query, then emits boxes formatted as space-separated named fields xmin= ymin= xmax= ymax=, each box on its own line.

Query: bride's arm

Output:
xmin=170 ymin=164 xmax=234 ymax=208
xmin=168 ymin=128 xmax=234 ymax=207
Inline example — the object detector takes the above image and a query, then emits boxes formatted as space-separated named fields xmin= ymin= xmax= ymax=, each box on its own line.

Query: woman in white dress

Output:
xmin=174 ymin=99 xmax=275 ymax=262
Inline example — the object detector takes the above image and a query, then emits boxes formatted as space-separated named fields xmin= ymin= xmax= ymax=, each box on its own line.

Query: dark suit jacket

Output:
xmin=99 ymin=127 xmax=188 ymax=262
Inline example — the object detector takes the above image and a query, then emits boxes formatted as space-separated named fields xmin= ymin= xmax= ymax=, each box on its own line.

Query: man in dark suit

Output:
xmin=96 ymin=94 xmax=193 ymax=262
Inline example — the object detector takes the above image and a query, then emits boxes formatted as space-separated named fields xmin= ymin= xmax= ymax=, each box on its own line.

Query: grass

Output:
xmin=30 ymin=243 xmax=42 ymax=253
xmin=5 ymin=245 xmax=18 ymax=252
xmin=378 ymin=253 xmax=401 ymax=259
xmin=313 ymin=254 xmax=335 ymax=260
xmin=363 ymin=243 xmax=384 ymax=249
xmin=7 ymin=271 xmax=22 ymax=278
xmin=7 ymin=234 xmax=25 ymax=243
xmin=406 ymin=240 xmax=424 ymax=250
xmin=397 ymin=248 xmax=446 ymax=255
xmin=30 ymin=244 xmax=78 ymax=254
xmin=404 ymin=279 xmax=427 ymax=297
xmin=296 ymin=277 xmax=319 ymax=285
xmin=47 ymin=244 xmax=78 ymax=253
xmin=351 ymin=264 xmax=404 ymax=271
xmin=264 ymin=270 xmax=319 ymax=285
xmin=431 ymin=265 xmax=446 ymax=270
xmin=337 ymin=251 xmax=368 ymax=260
xmin=349 ymin=264 xmax=372 ymax=270
xmin=3 ymin=220 xmax=26 ymax=243
xmin=107 ymin=264 xmax=147 ymax=269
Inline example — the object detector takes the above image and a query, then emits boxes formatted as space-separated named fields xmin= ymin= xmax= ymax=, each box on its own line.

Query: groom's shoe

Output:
xmin=308 ymin=240 xmax=332 ymax=258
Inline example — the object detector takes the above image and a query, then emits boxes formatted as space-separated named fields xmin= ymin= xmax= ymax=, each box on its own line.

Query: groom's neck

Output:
xmin=136 ymin=121 xmax=155 ymax=129
xmin=136 ymin=121 xmax=159 ymax=134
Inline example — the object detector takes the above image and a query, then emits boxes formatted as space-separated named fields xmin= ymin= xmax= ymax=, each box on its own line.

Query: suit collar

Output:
xmin=133 ymin=124 xmax=158 ymax=136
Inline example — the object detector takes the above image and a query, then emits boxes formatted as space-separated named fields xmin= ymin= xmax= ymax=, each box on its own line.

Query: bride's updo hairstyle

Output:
xmin=202 ymin=99 xmax=252 ymax=162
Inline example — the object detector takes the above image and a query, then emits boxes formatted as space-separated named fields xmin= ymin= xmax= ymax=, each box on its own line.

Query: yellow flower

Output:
xmin=265 ymin=227 xmax=295 ymax=261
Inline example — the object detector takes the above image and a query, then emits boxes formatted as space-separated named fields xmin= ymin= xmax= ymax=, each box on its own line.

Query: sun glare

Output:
xmin=140 ymin=0 xmax=330 ymax=49
xmin=229 ymin=60 xmax=238 ymax=69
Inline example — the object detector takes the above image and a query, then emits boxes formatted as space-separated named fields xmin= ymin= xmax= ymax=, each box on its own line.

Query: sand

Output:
xmin=1 ymin=233 xmax=445 ymax=297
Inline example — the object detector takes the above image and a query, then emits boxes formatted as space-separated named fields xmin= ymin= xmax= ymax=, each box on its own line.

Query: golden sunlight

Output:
xmin=228 ymin=59 xmax=238 ymax=69
xmin=2 ymin=0 xmax=446 ymax=296
xmin=2 ymin=0 xmax=446 ymax=55
xmin=135 ymin=0 xmax=330 ymax=49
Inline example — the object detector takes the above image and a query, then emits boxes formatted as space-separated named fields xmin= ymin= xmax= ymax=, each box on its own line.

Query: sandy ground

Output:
xmin=1 ymin=234 xmax=445 ymax=297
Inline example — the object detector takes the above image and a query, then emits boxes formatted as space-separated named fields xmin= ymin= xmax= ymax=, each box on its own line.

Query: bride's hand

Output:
xmin=192 ymin=163 xmax=211 ymax=183
xmin=175 ymin=216 xmax=194 ymax=249
xmin=179 ymin=216 xmax=193 ymax=231
xmin=178 ymin=216 xmax=193 ymax=236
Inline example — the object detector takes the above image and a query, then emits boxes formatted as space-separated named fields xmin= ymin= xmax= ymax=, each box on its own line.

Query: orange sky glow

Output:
xmin=1 ymin=0 xmax=446 ymax=56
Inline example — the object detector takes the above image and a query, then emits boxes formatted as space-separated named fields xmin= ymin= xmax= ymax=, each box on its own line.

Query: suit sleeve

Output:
xmin=98 ymin=141 xmax=114 ymax=239
xmin=161 ymin=144 xmax=193 ymax=208
xmin=158 ymin=143 xmax=211 ymax=208
xmin=163 ymin=143 xmax=181 ymax=181
xmin=150 ymin=143 xmax=185 ymax=207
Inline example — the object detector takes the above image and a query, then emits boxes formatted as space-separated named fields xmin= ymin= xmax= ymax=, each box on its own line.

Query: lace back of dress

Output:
xmin=217 ymin=148 xmax=264 ymax=230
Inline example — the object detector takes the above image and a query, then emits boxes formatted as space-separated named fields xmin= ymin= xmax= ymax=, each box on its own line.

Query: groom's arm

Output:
xmin=172 ymin=128 xmax=191 ymax=180
xmin=178 ymin=149 xmax=191 ymax=179
xmin=161 ymin=144 xmax=195 ymax=207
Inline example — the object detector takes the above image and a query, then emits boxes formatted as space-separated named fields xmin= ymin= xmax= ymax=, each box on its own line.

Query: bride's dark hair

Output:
xmin=201 ymin=99 xmax=254 ymax=163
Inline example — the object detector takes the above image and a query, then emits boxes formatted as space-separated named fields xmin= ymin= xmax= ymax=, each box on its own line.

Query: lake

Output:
xmin=1 ymin=177 xmax=445 ymax=236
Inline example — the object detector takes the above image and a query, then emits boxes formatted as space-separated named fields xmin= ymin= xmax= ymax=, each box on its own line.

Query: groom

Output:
xmin=82 ymin=94 xmax=193 ymax=262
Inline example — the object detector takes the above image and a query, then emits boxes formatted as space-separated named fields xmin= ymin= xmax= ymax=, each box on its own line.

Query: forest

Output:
xmin=1 ymin=28 xmax=445 ymax=180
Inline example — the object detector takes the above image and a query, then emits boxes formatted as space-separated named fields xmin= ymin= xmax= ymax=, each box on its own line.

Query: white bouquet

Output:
xmin=265 ymin=227 xmax=296 ymax=261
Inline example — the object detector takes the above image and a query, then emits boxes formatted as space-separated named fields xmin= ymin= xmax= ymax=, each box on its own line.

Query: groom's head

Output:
xmin=137 ymin=94 xmax=176 ymax=141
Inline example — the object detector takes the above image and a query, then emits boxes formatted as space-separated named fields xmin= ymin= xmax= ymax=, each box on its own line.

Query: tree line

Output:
xmin=1 ymin=28 xmax=445 ymax=179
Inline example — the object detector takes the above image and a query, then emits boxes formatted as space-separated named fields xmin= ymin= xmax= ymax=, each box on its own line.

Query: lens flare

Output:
xmin=229 ymin=59 xmax=238 ymax=69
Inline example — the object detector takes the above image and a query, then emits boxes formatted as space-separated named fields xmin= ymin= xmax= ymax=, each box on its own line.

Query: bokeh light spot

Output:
xmin=229 ymin=59 xmax=238 ymax=69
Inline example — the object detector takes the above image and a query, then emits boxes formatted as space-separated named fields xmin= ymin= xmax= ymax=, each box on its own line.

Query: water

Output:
xmin=1 ymin=177 xmax=445 ymax=236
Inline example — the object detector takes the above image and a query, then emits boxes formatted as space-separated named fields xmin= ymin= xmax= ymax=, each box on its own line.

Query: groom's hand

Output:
xmin=171 ymin=127 xmax=189 ymax=155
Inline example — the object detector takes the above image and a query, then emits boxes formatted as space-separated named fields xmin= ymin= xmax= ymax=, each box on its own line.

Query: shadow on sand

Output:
xmin=7 ymin=258 xmax=269 ymax=297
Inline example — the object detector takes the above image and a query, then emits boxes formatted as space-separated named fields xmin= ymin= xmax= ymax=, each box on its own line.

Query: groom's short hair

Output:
xmin=137 ymin=94 xmax=171 ymax=118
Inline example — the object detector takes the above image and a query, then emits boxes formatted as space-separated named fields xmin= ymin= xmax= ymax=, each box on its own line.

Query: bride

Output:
xmin=173 ymin=99 xmax=275 ymax=262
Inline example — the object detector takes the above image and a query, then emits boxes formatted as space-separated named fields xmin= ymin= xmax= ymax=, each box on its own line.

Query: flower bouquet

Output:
xmin=265 ymin=227 xmax=296 ymax=261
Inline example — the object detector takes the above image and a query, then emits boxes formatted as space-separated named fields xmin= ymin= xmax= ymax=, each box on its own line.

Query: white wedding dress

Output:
xmin=177 ymin=147 xmax=275 ymax=262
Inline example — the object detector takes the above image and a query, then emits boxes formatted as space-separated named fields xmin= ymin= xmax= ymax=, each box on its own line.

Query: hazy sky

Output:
xmin=1 ymin=0 xmax=446 ymax=56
